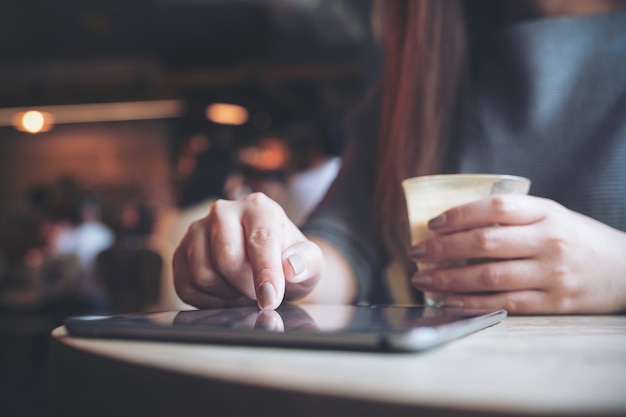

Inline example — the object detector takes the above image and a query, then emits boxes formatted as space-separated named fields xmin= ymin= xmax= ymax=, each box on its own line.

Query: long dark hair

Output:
xmin=374 ymin=0 xmax=469 ymax=274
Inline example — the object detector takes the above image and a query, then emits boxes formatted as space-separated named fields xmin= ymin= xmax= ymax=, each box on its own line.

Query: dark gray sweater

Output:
xmin=303 ymin=10 xmax=626 ymax=303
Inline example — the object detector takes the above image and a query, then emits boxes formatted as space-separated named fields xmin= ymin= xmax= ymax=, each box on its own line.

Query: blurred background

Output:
xmin=0 ymin=0 xmax=381 ymax=415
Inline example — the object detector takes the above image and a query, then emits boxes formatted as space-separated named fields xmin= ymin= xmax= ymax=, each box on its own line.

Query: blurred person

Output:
xmin=115 ymin=199 xmax=156 ymax=247
xmin=97 ymin=198 xmax=163 ymax=313
xmin=173 ymin=0 xmax=626 ymax=315
xmin=54 ymin=194 xmax=114 ymax=312
xmin=0 ymin=205 xmax=79 ymax=310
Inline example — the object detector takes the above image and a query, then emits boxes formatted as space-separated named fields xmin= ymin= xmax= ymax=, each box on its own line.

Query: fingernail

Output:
xmin=411 ymin=274 xmax=432 ymax=287
xmin=258 ymin=282 xmax=277 ymax=309
xmin=408 ymin=244 xmax=427 ymax=258
xmin=428 ymin=214 xmax=447 ymax=229
xmin=287 ymin=253 xmax=306 ymax=277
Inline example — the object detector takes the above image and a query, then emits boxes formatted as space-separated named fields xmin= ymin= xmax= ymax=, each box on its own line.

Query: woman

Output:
xmin=173 ymin=0 xmax=626 ymax=314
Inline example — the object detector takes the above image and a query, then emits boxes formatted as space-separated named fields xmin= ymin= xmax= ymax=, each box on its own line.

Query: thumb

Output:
xmin=282 ymin=240 xmax=323 ymax=284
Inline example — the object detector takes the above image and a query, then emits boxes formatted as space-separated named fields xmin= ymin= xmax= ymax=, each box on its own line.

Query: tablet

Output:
xmin=65 ymin=305 xmax=506 ymax=352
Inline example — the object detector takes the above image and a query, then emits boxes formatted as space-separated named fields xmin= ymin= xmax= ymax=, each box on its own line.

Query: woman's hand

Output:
xmin=408 ymin=194 xmax=626 ymax=314
xmin=173 ymin=193 xmax=323 ymax=310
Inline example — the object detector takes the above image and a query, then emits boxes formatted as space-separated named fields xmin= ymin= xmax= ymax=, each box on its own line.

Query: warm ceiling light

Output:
xmin=0 ymin=100 xmax=183 ymax=128
xmin=205 ymin=103 xmax=249 ymax=126
xmin=13 ymin=110 xmax=55 ymax=134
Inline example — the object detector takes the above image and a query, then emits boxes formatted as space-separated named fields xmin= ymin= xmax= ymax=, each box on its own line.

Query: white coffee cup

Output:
xmin=402 ymin=174 xmax=531 ymax=307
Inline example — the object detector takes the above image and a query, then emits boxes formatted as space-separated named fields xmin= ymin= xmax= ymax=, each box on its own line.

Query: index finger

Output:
xmin=241 ymin=194 xmax=287 ymax=310
xmin=428 ymin=195 xmax=554 ymax=234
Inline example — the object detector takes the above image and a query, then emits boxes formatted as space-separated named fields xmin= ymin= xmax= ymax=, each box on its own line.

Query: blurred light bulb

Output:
xmin=13 ymin=110 xmax=55 ymax=134
xmin=22 ymin=111 xmax=45 ymax=133
xmin=206 ymin=103 xmax=248 ymax=126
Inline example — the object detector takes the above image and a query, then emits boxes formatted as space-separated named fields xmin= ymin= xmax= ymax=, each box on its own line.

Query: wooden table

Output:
xmin=49 ymin=315 xmax=626 ymax=417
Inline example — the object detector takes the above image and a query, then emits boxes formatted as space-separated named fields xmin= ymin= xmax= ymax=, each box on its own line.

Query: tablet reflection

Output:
xmin=254 ymin=309 xmax=284 ymax=332
xmin=173 ymin=305 xmax=322 ymax=333
xmin=171 ymin=305 xmax=477 ymax=333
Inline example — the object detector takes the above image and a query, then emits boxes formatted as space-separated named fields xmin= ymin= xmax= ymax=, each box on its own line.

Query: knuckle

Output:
xmin=245 ymin=192 xmax=285 ymax=215
xmin=503 ymin=296 xmax=523 ymax=313
xmin=546 ymin=235 xmax=568 ymax=257
xmin=550 ymin=264 xmax=577 ymax=293
xmin=553 ymin=294 xmax=575 ymax=314
xmin=253 ymin=265 xmax=278 ymax=282
xmin=503 ymin=295 xmax=535 ymax=314
xmin=489 ymin=195 xmax=512 ymax=215
xmin=455 ymin=203 xmax=473 ymax=222
xmin=209 ymin=199 xmax=229 ymax=213
xmin=187 ymin=219 xmax=203 ymax=235
xmin=427 ymin=239 xmax=444 ymax=257
xmin=502 ymin=297 xmax=516 ymax=312
xmin=550 ymin=263 xmax=569 ymax=284
xmin=430 ymin=270 xmax=449 ymax=289
xmin=191 ymin=267 xmax=218 ymax=291
xmin=208 ymin=199 xmax=230 ymax=218
xmin=245 ymin=192 xmax=272 ymax=207
xmin=248 ymin=227 xmax=278 ymax=248
xmin=473 ymin=228 xmax=499 ymax=252
xmin=479 ymin=267 xmax=502 ymax=288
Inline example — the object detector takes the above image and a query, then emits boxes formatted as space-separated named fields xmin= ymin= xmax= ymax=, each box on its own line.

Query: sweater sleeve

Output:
xmin=300 ymin=88 xmax=389 ymax=304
